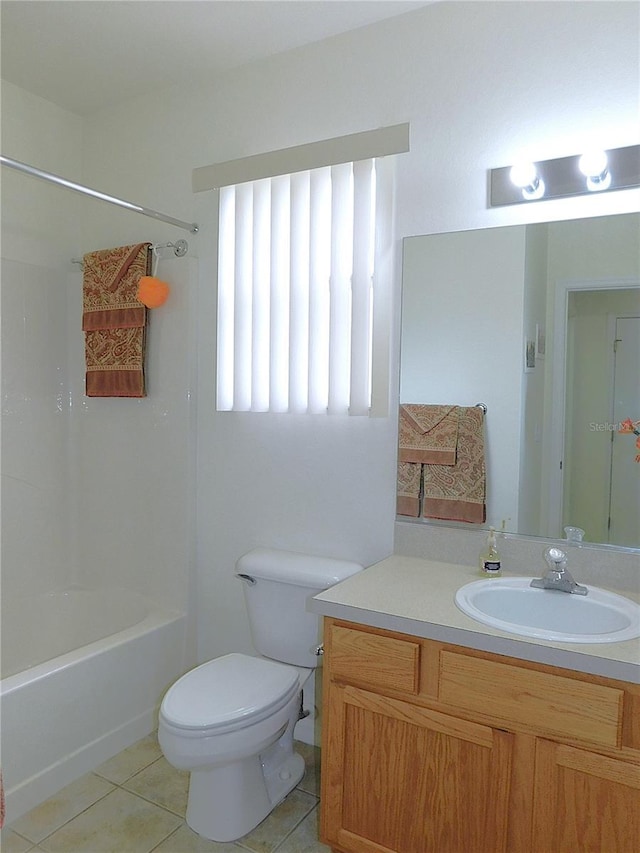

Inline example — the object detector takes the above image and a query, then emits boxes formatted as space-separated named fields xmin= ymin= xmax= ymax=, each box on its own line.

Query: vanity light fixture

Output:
xmin=489 ymin=144 xmax=639 ymax=206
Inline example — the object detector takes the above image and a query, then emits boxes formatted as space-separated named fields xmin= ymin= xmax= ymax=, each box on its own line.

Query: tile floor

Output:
xmin=2 ymin=735 xmax=331 ymax=853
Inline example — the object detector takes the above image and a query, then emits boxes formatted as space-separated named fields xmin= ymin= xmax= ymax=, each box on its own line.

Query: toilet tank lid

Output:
xmin=236 ymin=547 xmax=363 ymax=589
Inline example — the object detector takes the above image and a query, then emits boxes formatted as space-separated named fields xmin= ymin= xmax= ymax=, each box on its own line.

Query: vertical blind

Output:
xmin=217 ymin=157 xmax=391 ymax=415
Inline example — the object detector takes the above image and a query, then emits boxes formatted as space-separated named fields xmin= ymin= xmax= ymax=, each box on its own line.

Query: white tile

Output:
xmin=95 ymin=734 xmax=163 ymax=785
xmin=9 ymin=773 xmax=114 ymax=844
xmin=152 ymin=824 xmax=241 ymax=852
xmin=38 ymin=788 xmax=180 ymax=853
xmin=273 ymin=806 xmax=331 ymax=853
xmin=122 ymin=757 xmax=189 ymax=817
xmin=0 ymin=827 xmax=37 ymax=852
xmin=236 ymin=789 xmax=317 ymax=853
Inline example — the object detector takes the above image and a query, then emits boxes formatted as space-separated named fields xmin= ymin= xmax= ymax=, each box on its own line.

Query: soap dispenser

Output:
xmin=479 ymin=526 xmax=502 ymax=577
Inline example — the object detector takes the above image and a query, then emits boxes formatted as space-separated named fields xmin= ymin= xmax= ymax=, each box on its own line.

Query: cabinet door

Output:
xmin=321 ymin=684 xmax=514 ymax=853
xmin=532 ymin=739 xmax=640 ymax=853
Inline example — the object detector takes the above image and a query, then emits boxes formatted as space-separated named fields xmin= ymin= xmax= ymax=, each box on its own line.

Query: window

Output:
xmin=216 ymin=157 xmax=393 ymax=415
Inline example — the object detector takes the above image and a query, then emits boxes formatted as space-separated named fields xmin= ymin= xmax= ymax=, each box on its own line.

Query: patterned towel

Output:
xmin=398 ymin=404 xmax=459 ymax=465
xmin=397 ymin=405 xmax=486 ymax=523
xmin=82 ymin=243 xmax=151 ymax=397
xmin=422 ymin=406 xmax=486 ymax=523
xmin=397 ymin=460 xmax=422 ymax=518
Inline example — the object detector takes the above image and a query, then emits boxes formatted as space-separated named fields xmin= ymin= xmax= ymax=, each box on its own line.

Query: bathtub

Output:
xmin=0 ymin=587 xmax=187 ymax=824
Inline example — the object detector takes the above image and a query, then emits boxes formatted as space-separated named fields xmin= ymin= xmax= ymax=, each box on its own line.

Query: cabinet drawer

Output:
xmin=439 ymin=651 xmax=624 ymax=748
xmin=328 ymin=624 xmax=420 ymax=694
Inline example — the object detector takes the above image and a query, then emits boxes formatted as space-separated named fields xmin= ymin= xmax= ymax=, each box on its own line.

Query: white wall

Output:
xmin=0 ymin=82 xmax=83 ymax=268
xmin=546 ymin=214 xmax=640 ymax=288
xmin=66 ymin=254 xmax=198 ymax=612
xmin=1 ymin=82 xmax=83 ymax=601
xmin=78 ymin=0 xmax=639 ymax=670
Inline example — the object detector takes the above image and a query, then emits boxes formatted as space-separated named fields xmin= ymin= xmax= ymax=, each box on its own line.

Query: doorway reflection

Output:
xmin=563 ymin=288 xmax=640 ymax=547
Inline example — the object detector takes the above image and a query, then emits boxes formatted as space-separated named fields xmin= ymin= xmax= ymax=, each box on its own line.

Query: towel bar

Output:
xmin=72 ymin=240 xmax=189 ymax=266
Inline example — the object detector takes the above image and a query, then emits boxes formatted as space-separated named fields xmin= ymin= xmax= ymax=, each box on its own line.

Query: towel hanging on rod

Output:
xmin=1 ymin=155 xmax=199 ymax=233
xmin=82 ymin=243 xmax=151 ymax=398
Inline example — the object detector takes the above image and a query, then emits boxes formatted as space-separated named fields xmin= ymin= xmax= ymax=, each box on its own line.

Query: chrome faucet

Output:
xmin=530 ymin=547 xmax=588 ymax=595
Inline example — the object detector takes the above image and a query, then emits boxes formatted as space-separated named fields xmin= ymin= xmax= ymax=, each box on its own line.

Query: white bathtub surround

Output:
xmin=1 ymin=597 xmax=185 ymax=825
xmin=1 ymin=587 xmax=151 ymax=679
xmin=1 ymin=83 xmax=196 ymax=827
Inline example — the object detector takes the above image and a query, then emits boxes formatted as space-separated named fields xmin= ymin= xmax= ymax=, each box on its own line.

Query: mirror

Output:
xmin=399 ymin=213 xmax=640 ymax=549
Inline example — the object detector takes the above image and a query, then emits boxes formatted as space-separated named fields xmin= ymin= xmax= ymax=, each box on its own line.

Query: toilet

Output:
xmin=158 ymin=547 xmax=362 ymax=842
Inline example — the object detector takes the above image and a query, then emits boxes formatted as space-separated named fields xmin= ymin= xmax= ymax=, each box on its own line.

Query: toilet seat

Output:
xmin=160 ymin=653 xmax=300 ymax=733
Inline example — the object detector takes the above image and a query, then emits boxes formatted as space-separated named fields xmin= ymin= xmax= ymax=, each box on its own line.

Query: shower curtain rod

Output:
xmin=1 ymin=155 xmax=199 ymax=234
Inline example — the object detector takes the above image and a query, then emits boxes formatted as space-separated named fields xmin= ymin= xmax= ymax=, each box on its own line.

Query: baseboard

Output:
xmin=5 ymin=709 xmax=156 ymax=825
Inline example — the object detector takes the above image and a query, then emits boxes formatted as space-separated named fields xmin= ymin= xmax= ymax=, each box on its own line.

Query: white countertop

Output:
xmin=310 ymin=555 xmax=640 ymax=683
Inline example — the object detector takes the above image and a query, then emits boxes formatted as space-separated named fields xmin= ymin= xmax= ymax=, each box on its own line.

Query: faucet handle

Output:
xmin=544 ymin=546 xmax=568 ymax=573
xmin=532 ymin=546 xmax=587 ymax=595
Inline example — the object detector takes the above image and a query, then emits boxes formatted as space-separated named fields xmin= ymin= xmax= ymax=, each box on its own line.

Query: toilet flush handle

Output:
xmin=236 ymin=573 xmax=257 ymax=585
xmin=315 ymin=643 xmax=324 ymax=656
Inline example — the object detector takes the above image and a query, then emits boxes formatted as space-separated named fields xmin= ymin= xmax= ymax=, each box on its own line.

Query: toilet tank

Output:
xmin=236 ymin=548 xmax=363 ymax=668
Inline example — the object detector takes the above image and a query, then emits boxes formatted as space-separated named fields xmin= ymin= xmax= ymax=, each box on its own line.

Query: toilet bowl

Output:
xmin=158 ymin=653 xmax=310 ymax=842
xmin=158 ymin=548 xmax=363 ymax=842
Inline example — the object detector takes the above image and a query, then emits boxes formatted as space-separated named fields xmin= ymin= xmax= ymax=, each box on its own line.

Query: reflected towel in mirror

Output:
xmin=397 ymin=460 xmax=422 ymax=517
xmin=397 ymin=404 xmax=486 ymax=524
xmin=398 ymin=404 xmax=459 ymax=464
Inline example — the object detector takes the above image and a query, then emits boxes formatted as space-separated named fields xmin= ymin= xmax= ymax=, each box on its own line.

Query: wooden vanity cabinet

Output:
xmin=319 ymin=618 xmax=640 ymax=853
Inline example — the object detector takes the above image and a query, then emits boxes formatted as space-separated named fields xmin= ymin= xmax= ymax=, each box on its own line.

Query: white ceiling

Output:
xmin=1 ymin=0 xmax=430 ymax=115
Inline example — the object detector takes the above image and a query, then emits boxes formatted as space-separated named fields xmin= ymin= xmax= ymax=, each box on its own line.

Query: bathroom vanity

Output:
xmin=310 ymin=556 xmax=640 ymax=853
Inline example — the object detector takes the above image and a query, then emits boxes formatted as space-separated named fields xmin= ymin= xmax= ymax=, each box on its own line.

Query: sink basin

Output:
xmin=455 ymin=577 xmax=640 ymax=643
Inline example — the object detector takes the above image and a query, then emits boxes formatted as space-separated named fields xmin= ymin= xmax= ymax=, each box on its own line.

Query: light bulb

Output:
xmin=509 ymin=163 xmax=537 ymax=188
xmin=578 ymin=150 xmax=611 ymax=191
xmin=578 ymin=150 xmax=608 ymax=177
xmin=509 ymin=162 xmax=545 ymax=200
